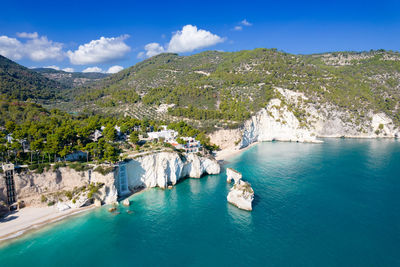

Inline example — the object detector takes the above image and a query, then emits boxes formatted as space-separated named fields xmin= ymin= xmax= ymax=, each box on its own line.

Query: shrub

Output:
xmin=47 ymin=201 xmax=55 ymax=206
xmin=94 ymin=166 xmax=114 ymax=176
xmin=41 ymin=195 xmax=47 ymax=203
xmin=69 ymin=162 xmax=90 ymax=172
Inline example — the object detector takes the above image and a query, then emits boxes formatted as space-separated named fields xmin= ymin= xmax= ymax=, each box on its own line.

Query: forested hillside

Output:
xmin=72 ymin=49 xmax=400 ymax=129
xmin=0 ymin=55 xmax=67 ymax=101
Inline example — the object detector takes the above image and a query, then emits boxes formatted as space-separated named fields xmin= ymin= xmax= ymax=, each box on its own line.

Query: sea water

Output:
xmin=0 ymin=139 xmax=399 ymax=266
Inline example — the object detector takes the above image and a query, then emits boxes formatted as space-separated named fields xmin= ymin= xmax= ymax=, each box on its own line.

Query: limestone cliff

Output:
xmin=0 ymin=166 xmax=117 ymax=207
xmin=122 ymin=152 xmax=221 ymax=190
xmin=211 ymin=87 xmax=400 ymax=152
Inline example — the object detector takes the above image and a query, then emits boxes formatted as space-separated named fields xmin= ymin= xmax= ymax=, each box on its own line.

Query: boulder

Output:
xmin=57 ymin=202 xmax=71 ymax=212
xmin=122 ymin=199 xmax=130 ymax=206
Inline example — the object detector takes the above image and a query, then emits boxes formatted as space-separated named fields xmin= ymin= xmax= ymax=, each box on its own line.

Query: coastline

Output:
xmin=1 ymin=137 xmax=397 ymax=244
xmin=0 ymin=205 xmax=95 ymax=243
xmin=215 ymin=141 xmax=259 ymax=162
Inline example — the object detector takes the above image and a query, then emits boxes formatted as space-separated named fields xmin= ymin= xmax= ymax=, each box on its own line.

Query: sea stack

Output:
xmin=226 ymin=168 xmax=254 ymax=211
xmin=226 ymin=168 xmax=242 ymax=183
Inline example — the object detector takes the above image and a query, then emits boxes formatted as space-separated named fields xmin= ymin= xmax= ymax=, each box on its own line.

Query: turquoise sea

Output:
xmin=0 ymin=139 xmax=399 ymax=266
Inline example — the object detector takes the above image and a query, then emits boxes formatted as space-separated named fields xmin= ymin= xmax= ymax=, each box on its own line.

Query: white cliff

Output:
xmin=211 ymin=87 xmax=399 ymax=154
xmin=123 ymin=152 xmax=220 ymax=190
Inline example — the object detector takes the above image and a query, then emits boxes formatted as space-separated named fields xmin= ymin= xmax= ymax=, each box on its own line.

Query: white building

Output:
xmin=148 ymin=126 xmax=178 ymax=142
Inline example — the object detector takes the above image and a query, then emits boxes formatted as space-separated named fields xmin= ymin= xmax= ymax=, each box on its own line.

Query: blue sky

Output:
xmin=0 ymin=0 xmax=399 ymax=73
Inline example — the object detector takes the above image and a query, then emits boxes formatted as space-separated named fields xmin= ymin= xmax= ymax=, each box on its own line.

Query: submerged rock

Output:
xmin=227 ymin=180 xmax=254 ymax=211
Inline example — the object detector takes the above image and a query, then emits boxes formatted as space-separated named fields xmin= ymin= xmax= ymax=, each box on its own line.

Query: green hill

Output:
xmin=73 ymin=49 xmax=400 ymax=128
xmin=0 ymin=55 xmax=67 ymax=102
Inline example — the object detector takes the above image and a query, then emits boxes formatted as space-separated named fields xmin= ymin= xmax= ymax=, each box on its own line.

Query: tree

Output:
xmin=176 ymin=137 xmax=185 ymax=145
xmin=103 ymin=124 xmax=117 ymax=142
xmin=129 ymin=132 xmax=139 ymax=144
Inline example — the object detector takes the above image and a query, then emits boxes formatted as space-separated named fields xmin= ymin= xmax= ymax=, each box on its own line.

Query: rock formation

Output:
xmin=226 ymin=168 xmax=242 ymax=183
xmin=122 ymin=152 xmax=220 ymax=190
xmin=227 ymin=180 xmax=254 ymax=211
xmin=226 ymin=168 xmax=254 ymax=211
xmin=211 ymin=87 xmax=400 ymax=152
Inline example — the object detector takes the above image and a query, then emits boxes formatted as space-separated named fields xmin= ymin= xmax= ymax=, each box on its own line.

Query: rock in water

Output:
xmin=226 ymin=168 xmax=242 ymax=183
xmin=122 ymin=199 xmax=130 ymax=206
xmin=227 ymin=180 xmax=254 ymax=211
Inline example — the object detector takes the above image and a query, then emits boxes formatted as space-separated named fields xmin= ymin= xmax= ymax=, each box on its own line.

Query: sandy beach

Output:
xmin=0 ymin=205 xmax=94 ymax=242
xmin=215 ymin=142 xmax=259 ymax=162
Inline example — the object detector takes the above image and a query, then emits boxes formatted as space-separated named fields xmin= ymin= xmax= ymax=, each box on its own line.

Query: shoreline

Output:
xmin=0 ymin=205 xmax=95 ymax=243
xmin=1 ymin=137 xmax=398 ymax=244
xmin=215 ymin=141 xmax=259 ymax=162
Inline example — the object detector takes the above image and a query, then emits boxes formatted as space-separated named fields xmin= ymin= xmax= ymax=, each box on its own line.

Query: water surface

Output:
xmin=0 ymin=139 xmax=399 ymax=266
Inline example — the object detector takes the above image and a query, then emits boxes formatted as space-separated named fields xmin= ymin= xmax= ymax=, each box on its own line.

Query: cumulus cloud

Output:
xmin=0 ymin=33 xmax=64 ymax=61
xmin=67 ymin=35 xmax=131 ymax=65
xmin=0 ymin=36 xmax=23 ymax=60
xmin=233 ymin=26 xmax=243 ymax=31
xmin=106 ymin=65 xmax=123 ymax=74
xmin=62 ymin=67 xmax=74 ymax=72
xmin=240 ymin=19 xmax=252 ymax=26
xmin=138 ymin=25 xmax=224 ymax=59
xmin=167 ymin=25 xmax=224 ymax=53
xmin=16 ymin=32 xmax=38 ymax=39
xmin=144 ymin=43 xmax=165 ymax=58
xmin=82 ymin=66 xmax=103 ymax=73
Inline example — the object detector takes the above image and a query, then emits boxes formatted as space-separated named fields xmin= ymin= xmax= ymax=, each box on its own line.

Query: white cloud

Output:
xmin=240 ymin=19 xmax=252 ymax=26
xmin=233 ymin=26 xmax=243 ymax=31
xmin=138 ymin=25 xmax=224 ymax=59
xmin=45 ymin=65 xmax=60 ymax=70
xmin=67 ymin=35 xmax=131 ymax=65
xmin=106 ymin=65 xmax=123 ymax=74
xmin=16 ymin=32 xmax=38 ymax=39
xmin=0 ymin=36 xmax=23 ymax=60
xmin=82 ymin=66 xmax=103 ymax=73
xmin=62 ymin=67 xmax=74 ymax=72
xmin=0 ymin=33 xmax=64 ymax=61
xmin=144 ymin=42 xmax=165 ymax=57
xmin=167 ymin=25 xmax=224 ymax=53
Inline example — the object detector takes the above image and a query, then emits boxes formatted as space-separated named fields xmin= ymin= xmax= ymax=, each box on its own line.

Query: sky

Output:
xmin=0 ymin=0 xmax=399 ymax=73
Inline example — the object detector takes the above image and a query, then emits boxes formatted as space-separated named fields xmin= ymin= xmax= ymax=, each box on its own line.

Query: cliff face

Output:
xmin=124 ymin=152 xmax=221 ymax=190
xmin=212 ymin=87 xmax=400 ymax=151
xmin=0 ymin=167 xmax=117 ymax=207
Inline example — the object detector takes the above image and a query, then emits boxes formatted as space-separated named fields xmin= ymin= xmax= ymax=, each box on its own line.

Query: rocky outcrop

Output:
xmin=227 ymin=180 xmax=254 ymax=211
xmin=226 ymin=168 xmax=242 ymax=183
xmin=226 ymin=168 xmax=254 ymax=211
xmin=123 ymin=152 xmax=220 ymax=190
xmin=212 ymin=87 xmax=400 ymax=152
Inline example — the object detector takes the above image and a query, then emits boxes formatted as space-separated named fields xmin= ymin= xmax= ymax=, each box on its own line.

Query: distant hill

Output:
xmin=33 ymin=68 xmax=108 ymax=88
xmin=73 ymin=49 xmax=400 ymax=128
xmin=0 ymin=55 xmax=67 ymax=101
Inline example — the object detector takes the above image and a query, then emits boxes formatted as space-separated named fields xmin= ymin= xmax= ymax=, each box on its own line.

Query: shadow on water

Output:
xmin=252 ymin=193 xmax=261 ymax=209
